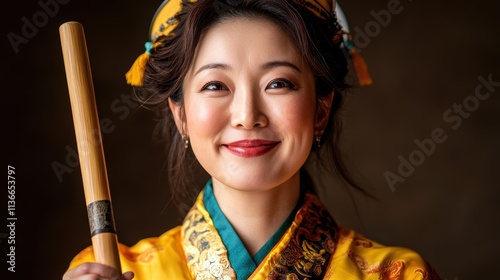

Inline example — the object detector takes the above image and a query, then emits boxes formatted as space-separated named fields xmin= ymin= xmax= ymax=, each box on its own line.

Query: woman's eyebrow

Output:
xmin=260 ymin=61 xmax=301 ymax=73
xmin=194 ymin=61 xmax=301 ymax=76
xmin=195 ymin=63 xmax=231 ymax=76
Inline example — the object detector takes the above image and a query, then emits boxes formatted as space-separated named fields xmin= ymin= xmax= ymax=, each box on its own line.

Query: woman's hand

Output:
xmin=62 ymin=262 xmax=134 ymax=280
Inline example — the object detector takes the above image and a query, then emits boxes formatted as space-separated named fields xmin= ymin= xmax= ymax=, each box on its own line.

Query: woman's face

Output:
xmin=173 ymin=17 xmax=318 ymax=192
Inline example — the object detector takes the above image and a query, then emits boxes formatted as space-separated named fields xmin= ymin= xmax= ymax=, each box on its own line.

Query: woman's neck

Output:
xmin=211 ymin=172 xmax=300 ymax=256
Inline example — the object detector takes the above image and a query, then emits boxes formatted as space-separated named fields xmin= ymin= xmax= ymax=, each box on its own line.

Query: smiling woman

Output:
xmin=63 ymin=0 xmax=441 ymax=279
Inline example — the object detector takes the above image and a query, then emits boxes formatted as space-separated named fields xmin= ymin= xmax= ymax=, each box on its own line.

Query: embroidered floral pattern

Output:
xmin=415 ymin=265 xmax=442 ymax=280
xmin=181 ymin=207 xmax=236 ymax=280
xmin=346 ymin=250 xmax=405 ymax=280
xmin=266 ymin=193 xmax=339 ymax=280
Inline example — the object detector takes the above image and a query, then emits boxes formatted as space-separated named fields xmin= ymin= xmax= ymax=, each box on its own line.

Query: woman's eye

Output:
xmin=266 ymin=79 xmax=296 ymax=90
xmin=201 ymin=81 xmax=228 ymax=91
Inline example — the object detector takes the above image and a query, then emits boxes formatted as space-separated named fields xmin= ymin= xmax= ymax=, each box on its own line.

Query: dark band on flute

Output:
xmin=87 ymin=200 xmax=117 ymax=237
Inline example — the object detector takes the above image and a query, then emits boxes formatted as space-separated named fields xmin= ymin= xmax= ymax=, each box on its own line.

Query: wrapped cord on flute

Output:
xmin=59 ymin=21 xmax=121 ymax=273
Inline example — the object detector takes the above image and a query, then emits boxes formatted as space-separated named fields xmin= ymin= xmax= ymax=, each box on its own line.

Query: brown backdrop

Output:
xmin=3 ymin=0 xmax=499 ymax=279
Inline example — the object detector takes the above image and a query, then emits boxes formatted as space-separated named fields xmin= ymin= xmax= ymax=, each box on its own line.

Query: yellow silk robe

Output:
xmin=68 ymin=189 xmax=440 ymax=279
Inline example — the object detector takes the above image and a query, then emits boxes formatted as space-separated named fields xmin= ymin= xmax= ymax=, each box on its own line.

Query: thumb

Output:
xmin=122 ymin=271 xmax=134 ymax=280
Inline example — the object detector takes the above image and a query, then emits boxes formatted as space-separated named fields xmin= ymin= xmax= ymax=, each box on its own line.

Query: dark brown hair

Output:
xmin=136 ymin=0 xmax=372 ymax=216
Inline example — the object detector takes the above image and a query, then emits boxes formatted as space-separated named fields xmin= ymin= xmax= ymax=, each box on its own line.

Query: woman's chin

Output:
xmin=211 ymin=171 xmax=299 ymax=193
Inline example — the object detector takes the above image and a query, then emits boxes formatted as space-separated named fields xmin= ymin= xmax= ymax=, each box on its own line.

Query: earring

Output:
xmin=315 ymin=130 xmax=324 ymax=149
xmin=182 ymin=134 xmax=189 ymax=149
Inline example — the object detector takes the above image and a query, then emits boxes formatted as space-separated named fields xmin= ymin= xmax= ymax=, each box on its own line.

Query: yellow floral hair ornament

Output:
xmin=125 ymin=0 xmax=187 ymax=86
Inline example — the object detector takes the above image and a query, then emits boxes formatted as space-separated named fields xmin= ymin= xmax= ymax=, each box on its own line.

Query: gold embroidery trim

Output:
xmin=181 ymin=198 xmax=236 ymax=280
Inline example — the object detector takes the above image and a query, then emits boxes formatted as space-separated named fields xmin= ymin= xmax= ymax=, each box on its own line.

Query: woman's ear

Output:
xmin=168 ymin=98 xmax=187 ymax=136
xmin=314 ymin=91 xmax=335 ymax=134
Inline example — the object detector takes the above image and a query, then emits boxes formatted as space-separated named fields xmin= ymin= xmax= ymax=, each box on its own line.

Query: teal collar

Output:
xmin=203 ymin=180 xmax=297 ymax=280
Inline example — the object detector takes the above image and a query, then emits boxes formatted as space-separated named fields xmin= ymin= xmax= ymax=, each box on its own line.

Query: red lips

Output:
xmin=223 ymin=139 xmax=280 ymax=157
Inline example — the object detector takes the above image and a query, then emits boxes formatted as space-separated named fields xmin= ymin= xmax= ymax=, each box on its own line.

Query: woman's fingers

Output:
xmin=62 ymin=262 xmax=130 ymax=280
xmin=122 ymin=271 xmax=135 ymax=280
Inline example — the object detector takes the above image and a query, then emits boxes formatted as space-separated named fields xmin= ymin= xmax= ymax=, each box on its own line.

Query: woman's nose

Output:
xmin=230 ymin=86 xmax=268 ymax=129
